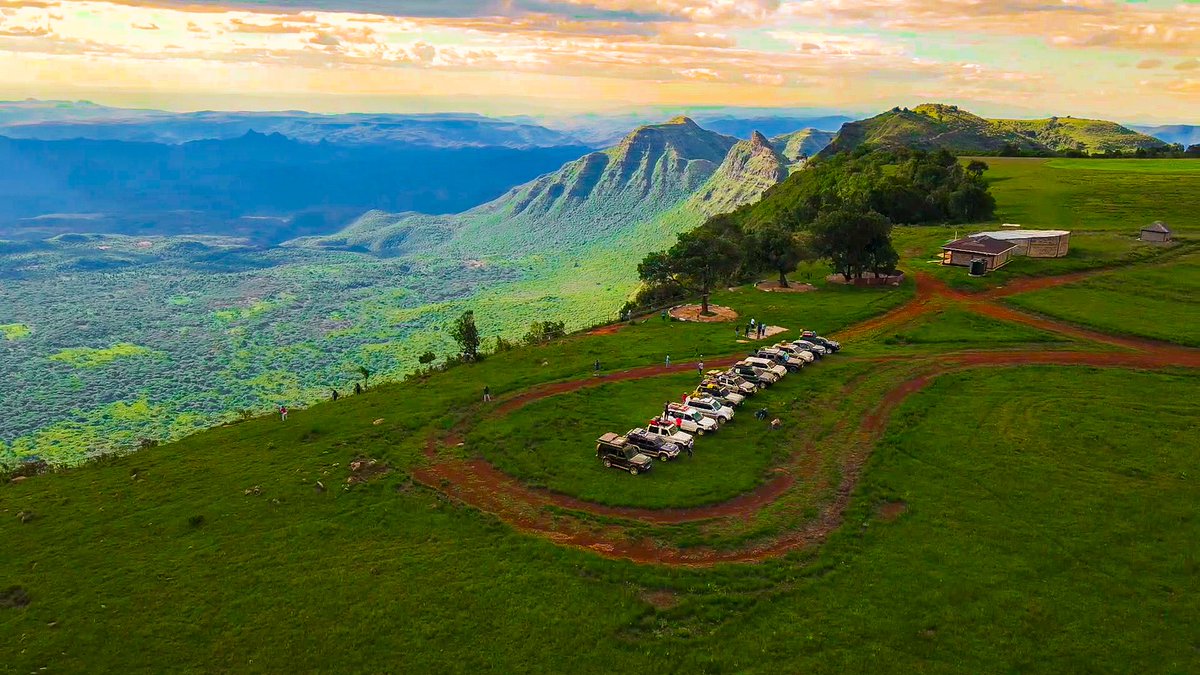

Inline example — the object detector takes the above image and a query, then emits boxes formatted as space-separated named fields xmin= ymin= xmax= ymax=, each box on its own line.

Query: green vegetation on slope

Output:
xmin=1006 ymin=252 xmax=1200 ymax=347
xmin=1 ymin=323 xmax=30 ymax=340
xmin=822 ymin=103 xmax=1165 ymax=157
xmin=984 ymin=157 xmax=1199 ymax=235
xmin=47 ymin=343 xmax=163 ymax=368
xmin=4 ymin=341 xmax=1197 ymax=671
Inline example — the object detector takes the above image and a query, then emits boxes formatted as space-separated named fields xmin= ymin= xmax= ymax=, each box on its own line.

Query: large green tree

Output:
xmin=450 ymin=310 xmax=481 ymax=361
xmin=750 ymin=223 xmax=810 ymax=288
xmin=810 ymin=208 xmax=897 ymax=282
xmin=639 ymin=225 xmax=742 ymax=314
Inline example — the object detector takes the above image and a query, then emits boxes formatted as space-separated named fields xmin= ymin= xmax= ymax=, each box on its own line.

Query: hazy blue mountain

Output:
xmin=0 ymin=100 xmax=585 ymax=148
xmin=1131 ymin=124 xmax=1200 ymax=147
xmin=0 ymin=133 xmax=590 ymax=243
xmin=525 ymin=109 xmax=853 ymax=146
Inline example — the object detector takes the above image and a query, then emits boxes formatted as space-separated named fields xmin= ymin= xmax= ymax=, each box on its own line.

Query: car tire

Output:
xmin=630 ymin=467 xmax=639 ymax=476
xmin=603 ymin=459 xmax=612 ymax=468
xmin=698 ymin=428 xmax=705 ymax=435
xmin=660 ymin=453 xmax=669 ymax=461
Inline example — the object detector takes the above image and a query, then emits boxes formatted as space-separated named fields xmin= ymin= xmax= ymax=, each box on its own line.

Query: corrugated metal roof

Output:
xmin=973 ymin=229 xmax=1071 ymax=239
xmin=1142 ymin=221 xmax=1171 ymax=233
xmin=942 ymin=235 xmax=1018 ymax=255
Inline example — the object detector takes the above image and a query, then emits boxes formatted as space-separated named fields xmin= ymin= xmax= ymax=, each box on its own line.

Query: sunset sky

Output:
xmin=1 ymin=0 xmax=1198 ymax=121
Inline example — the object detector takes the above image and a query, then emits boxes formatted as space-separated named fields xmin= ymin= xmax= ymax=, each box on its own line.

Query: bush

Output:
xmin=524 ymin=320 xmax=566 ymax=345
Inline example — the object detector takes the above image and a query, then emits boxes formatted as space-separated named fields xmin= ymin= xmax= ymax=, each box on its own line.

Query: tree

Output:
xmin=356 ymin=365 xmax=373 ymax=389
xmin=450 ymin=311 xmax=481 ymax=361
xmin=639 ymin=224 xmax=742 ymax=315
xmin=810 ymin=208 xmax=894 ymax=282
xmin=965 ymin=159 xmax=989 ymax=177
xmin=524 ymin=320 xmax=566 ymax=345
xmin=750 ymin=223 xmax=808 ymax=288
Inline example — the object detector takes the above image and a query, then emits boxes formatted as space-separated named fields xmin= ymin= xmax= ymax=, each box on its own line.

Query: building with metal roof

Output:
xmin=1140 ymin=221 xmax=1172 ymax=242
xmin=941 ymin=235 xmax=1018 ymax=271
xmin=971 ymin=229 xmax=1072 ymax=258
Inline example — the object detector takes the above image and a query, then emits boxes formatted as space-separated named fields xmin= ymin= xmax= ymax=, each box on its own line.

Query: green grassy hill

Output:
xmin=771 ymin=128 xmax=836 ymax=169
xmin=822 ymin=103 xmax=1165 ymax=156
xmin=4 ymin=257 xmax=1199 ymax=670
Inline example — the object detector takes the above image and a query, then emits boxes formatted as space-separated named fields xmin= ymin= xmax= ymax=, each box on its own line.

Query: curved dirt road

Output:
xmin=413 ymin=271 xmax=1199 ymax=566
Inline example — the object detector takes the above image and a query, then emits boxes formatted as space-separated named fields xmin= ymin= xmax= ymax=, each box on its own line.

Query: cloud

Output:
xmin=1175 ymin=59 xmax=1199 ymax=71
xmin=1137 ymin=59 xmax=1162 ymax=70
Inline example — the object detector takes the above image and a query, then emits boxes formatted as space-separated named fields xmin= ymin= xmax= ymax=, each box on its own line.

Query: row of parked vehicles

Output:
xmin=595 ymin=331 xmax=841 ymax=475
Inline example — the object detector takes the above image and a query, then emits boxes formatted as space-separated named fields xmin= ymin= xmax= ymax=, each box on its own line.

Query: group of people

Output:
xmin=739 ymin=318 xmax=768 ymax=339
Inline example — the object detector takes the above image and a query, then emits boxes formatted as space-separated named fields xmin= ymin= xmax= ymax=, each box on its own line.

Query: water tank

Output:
xmin=969 ymin=258 xmax=987 ymax=276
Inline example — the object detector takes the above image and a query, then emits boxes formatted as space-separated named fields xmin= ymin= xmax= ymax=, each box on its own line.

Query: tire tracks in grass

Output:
xmin=411 ymin=271 xmax=1200 ymax=566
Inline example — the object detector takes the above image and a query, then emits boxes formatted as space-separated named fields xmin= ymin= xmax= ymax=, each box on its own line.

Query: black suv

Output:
xmin=801 ymin=332 xmax=841 ymax=352
xmin=624 ymin=428 xmax=681 ymax=461
xmin=596 ymin=433 xmax=653 ymax=475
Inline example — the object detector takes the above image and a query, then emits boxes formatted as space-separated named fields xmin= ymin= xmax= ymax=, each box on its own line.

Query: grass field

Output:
xmin=877 ymin=306 xmax=1069 ymax=348
xmin=1007 ymin=251 xmax=1200 ymax=346
xmin=470 ymin=361 xmax=866 ymax=509
xmin=982 ymin=157 xmax=1200 ymax=234
xmin=4 ymin=362 xmax=1198 ymax=671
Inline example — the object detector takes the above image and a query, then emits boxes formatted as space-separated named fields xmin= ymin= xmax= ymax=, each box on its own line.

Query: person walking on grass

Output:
xmin=483 ymin=385 xmax=492 ymax=402
xmin=280 ymin=405 xmax=288 ymax=422
xmin=594 ymin=359 xmax=601 ymax=377
xmin=698 ymin=360 xmax=704 ymax=376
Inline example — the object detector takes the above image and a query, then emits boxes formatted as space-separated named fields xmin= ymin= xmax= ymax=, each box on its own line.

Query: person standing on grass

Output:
xmin=280 ymin=405 xmax=288 ymax=422
xmin=665 ymin=354 xmax=671 ymax=368
xmin=697 ymin=360 xmax=704 ymax=376
xmin=594 ymin=359 xmax=601 ymax=377
xmin=354 ymin=382 xmax=362 ymax=395
xmin=331 ymin=389 xmax=339 ymax=401
xmin=483 ymin=385 xmax=492 ymax=402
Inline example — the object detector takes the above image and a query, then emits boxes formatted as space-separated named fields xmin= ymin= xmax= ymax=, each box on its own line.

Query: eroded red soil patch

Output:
xmin=669 ymin=304 xmax=739 ymax=322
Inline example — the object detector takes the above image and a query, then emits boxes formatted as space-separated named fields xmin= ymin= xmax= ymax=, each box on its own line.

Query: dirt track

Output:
xmin=412 ymin=270 xmax=1199 ymax=566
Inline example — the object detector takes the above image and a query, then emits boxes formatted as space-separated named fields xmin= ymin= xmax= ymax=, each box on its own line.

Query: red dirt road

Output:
xmin=411 ymin=270 xmax=1199 ymax=566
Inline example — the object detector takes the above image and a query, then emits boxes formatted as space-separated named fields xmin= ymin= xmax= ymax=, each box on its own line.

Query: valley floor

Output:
xmin=3 ymin=249 xmax=1198 ymax=672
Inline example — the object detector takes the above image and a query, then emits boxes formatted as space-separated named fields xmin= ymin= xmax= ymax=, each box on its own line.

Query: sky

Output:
xmin=1 ymin=0 xmax=1198 ymax=122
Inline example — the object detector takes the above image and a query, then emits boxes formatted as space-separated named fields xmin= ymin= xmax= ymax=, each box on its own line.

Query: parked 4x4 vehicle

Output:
xmin=695 ymin=381 xmax=745 ymax=407
xmin=788 ymin=339 xmax=827 ymax=358
xmin=625 ymin=428 xmax=682 ymax=461
xmin=732 ymin=361 xmax=778 ymax=387
xmin=755 ymin=348 xmax=803 ymax=373
xmin=801 ymin=331 xmax=840 ymax=352
xmin=644 ymin=419 xmax=694 ymax=451
xmin=708 ymin=370 xmax=757 ymax=395
xmin=684 ymin=396 xmax=735 ymax=423
xmin=596 ymin=433 xmax=653 ymax=475
xmin=664 ymin=403 xmax=719 ymax=434
xmin=745 ymin=355 xmax=790 ymax=378
xmin=773 ymin=342 xmax=817 ymax=363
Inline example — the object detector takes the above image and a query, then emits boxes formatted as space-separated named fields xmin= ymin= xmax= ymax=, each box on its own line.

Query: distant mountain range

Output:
xmin=295 ymin=116 xmax=803 ymax=260
xmin=0 ymin=133 xmax=589 ymax=243
xmin=0 ymin=100 xmax=582 ymax=149
xmin=1131 ymin=125 xmax=1200 ymax=148
xmin=821 ymin=104 xmax=1166 ymax=156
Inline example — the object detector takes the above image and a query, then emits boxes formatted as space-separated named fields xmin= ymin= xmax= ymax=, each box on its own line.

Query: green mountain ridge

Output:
xmin=295 ymin=117 xmax=802 ymax=267
xmin=772 ymin=128 xmax=837 ymax=169
xmin=822 ymin=103 xmax=1166 ymax=156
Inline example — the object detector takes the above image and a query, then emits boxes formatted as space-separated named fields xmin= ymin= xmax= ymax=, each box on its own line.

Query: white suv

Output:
xmin=645 ymin=419 xmax=695 ymax=450
xmin=664 ymin=403 xmax=719 ymax=434
xmin=745 ymin=356 xmax=788 ymax=378
xmin=685 ymin=396 xmax=734 ymax=423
